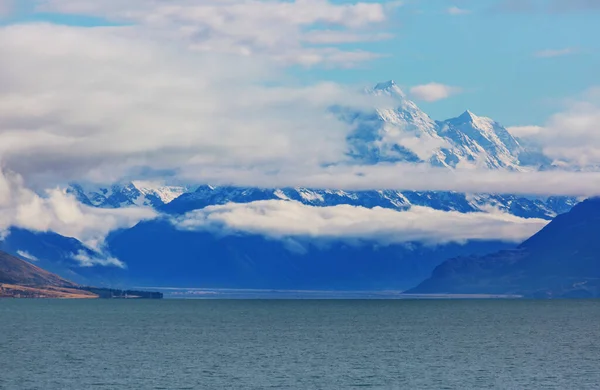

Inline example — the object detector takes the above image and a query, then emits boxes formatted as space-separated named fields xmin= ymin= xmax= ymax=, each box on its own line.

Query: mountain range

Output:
xmin=1 ymin=81 xmax=586 ymax=293
xmin=68 ymin=81 xmax=575 ymax=220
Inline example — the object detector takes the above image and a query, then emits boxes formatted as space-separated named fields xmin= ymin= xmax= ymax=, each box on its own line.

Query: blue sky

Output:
xmin=2 ymin=0 xmax=599 ymax=126
xmin=298 ymin=0 xmax=600 ymax=125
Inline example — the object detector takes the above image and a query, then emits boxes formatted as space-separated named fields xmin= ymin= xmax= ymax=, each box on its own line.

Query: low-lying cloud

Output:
xmin=178 ymin=163 xmax=600 ymax=197
xmin=172 ymin=200 xmax=548 ymax=245
xmin=0 ymin=169 xmax=156 ymax=250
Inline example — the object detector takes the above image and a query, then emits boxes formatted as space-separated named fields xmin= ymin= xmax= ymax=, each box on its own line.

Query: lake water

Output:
xmin=1 ymin=299 xmax=599 ymax=389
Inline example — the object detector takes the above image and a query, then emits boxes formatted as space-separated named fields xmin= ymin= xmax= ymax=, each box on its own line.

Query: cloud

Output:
xmin=409 ymin=83 xmax=462 ymax=102
xmin=302 ymin=31 xmax=393 ymax=45
xmin=17 ymin=250 xmax=39 ymax=262
xmin=71 ymin=250 xmax=125 ymax=268
xmin=534 ymin=48 xmax=578 ymax=58
xmin=2 ymin=21 xmax=594 ymax=199
xmin=36 ymin=0 xmax=400 ymax=67
xmin=507 ymin=88 xmax=600 ymax=168
xmin=0 ymin=23 xmax=385 ymax=188
xmin=0 ymin=169 xmax=156 ymax=250
xmin=507 ymin=125 xmax=544 ymax=138
xmin=177 ymin=162 xmax=600 ymax=197
xmin=447 ymin=6 xmax=471 ymax=15
xmin=172 ymin=200 xmax=548 ymax=245
xmin=535 ymin=90 xmax=600 ymax=167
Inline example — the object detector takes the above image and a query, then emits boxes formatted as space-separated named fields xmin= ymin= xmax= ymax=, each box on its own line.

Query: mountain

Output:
xmin=68 ymin=181 xmax=188 ymax=208
xmin=349 ymin=80 xmax=531 ymax=170
xmin=408 ymin=198 xmax=600 ymax=298
xmin=161 ymin=185 xmax=575 ymax=220
xmin=30 ymin=80 xmax=574 ymax=291
xmin=68 ymin=81 xmax=574 ymax=222
xmin=0 ymin=249 xmax=100 ymax=298
xmin=106 ymin=219 xmax=512 ymax=290
xmin=0 ymin=248 xmax=162 ymax=299
xmin=0 ymin=249 xmax=76 ymax=287
xmin=0 ymin=228 xmax=128 ymax=287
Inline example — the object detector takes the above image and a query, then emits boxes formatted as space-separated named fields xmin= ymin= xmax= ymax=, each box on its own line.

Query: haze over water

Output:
xmin=2 ymin=299 xmax=600 ymax=389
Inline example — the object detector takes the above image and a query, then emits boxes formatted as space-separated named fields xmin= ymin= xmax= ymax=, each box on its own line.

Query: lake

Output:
xmin=1 ymin=299 xmax=599 ymax=389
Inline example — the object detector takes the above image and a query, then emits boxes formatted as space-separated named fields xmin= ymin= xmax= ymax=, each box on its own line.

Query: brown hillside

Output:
xmin=0 ymin=250 xmax=77 ymax=288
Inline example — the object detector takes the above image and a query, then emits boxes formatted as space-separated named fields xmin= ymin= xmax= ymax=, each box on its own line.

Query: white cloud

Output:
xmin=177 ymin=162 xmax=600 ymax=197
xmin=447 ymin=6 xmax=471 ymax=15
xmin=72 ymin=250 xmax=125 ymax=268
xmin=2 ymin=20 xmax=591 ymax=198
xmin=534 ymin=48 xmax=577 ymax=58
xmin=303 ymin=30 xmax=393 ymax=45
xmin=17 ymin=250 xmax=39 ymax=262
xmin=36 ymin=0 xmax=400 ymax=67
xmin=503 ymin=88 xmax=600 ymax=169
xmin=507 ymin=125 xmax=544 ymax=138
xmin=409 ymin=83 xmax=462 ymax=102
xmin=504 ymin=88 xmax=600 ymax=168
xmin=0 ymin=23 xmax=382 ymax=188
xmin=0 ymin=169 xmax=156 ymax=250
xmin=172 ymin=200 xmax=548 ymax=244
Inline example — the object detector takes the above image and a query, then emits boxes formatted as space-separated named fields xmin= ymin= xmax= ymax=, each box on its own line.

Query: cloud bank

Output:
xmin=172 ymin=200 xmax=548 ymax=245
xmin=510 ymin=87 xmax=600 ymax=168
xmin=0 ymin=169 xmax=156 ymax=250
xmin=0 ymin=23 xmax=382 ymax=189
xmin=36 ymin=0 xmax=400 ymax=67
xmin=177 ymin=163 xmax=600 ymax=197
xmin=409 ymin=83 xmax=462 ymax=102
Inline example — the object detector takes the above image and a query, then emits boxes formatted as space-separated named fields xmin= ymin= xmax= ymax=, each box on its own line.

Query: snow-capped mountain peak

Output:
xmin=441 ymin=109 xmax=522 ymax=169
xmin=130 ymin=181 xmax=187 ymax=205
xmin=371 ymin=80 xmax=407 ymax=98
xmin=346 ymin=82 xmax=529 ymax=169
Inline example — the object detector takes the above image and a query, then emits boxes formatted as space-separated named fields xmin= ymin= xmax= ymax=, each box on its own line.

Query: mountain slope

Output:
xmin=0 ymin=228 xmax=128 ymax=287
xmin=348 ymin=80 xmax=526 ymax=169
xmin=160 ymin=185 xmax=575 ymax=220
xmin=105 ymin=218 xmax=513 ymax=290
xmin=408 ymin=198 xmax=600 ymax=298
xmin=0 ymin=250 xmax=77 ymax=288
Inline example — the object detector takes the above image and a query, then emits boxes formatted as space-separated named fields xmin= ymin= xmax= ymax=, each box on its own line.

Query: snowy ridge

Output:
xmin=68 ymin=182 xmax=189 ymax=208
xmin=69 ymin=81 xmax=573 ymax=220
xmin=161 ymin=185 xmax=576 ymax=221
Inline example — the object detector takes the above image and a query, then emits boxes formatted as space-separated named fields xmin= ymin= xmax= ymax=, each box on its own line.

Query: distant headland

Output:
xmin=0 ymin=250 xmax=162 ymax=299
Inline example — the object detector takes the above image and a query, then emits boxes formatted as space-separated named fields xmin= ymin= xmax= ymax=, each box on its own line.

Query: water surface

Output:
xmin=1 ymin=299 xmax=599 ymax=389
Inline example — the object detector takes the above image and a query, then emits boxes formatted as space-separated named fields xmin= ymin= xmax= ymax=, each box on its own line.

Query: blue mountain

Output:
xmin=105 ymin=218 xmax=512 ymax=290
xmin=408 ymin=198 xmax=600 ymax=298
